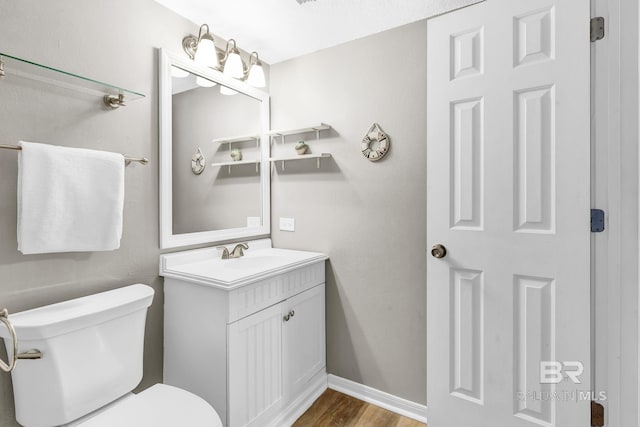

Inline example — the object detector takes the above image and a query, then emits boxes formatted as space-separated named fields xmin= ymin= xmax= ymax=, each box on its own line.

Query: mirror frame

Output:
xmin=158 ymin=48 xmax=270 ymax=249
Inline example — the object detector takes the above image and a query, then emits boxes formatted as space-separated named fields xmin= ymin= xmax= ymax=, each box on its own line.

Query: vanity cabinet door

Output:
xmin=228 ymin=302 xmax=285 ymax=427
xmin=283 ymin=284 xmax=326 ymax=398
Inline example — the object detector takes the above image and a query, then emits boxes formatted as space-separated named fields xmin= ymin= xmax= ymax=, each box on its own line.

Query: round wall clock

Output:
xmin=361 ymin=123 xmax=390 ymax=162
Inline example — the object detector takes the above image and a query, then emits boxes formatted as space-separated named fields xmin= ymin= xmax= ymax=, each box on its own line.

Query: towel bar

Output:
xmin=0 ymin=144 xmax=149 ymax=165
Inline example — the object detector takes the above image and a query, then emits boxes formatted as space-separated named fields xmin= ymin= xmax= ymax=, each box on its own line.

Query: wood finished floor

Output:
xmin=293 ymin=389 xmax=426 ymax=427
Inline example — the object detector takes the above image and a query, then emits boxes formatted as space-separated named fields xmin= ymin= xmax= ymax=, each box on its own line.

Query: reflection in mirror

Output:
xmin=171 ymin=68 xmax=261 ymax=234
xmin=159 ymin=49 xmax=270 ymax=249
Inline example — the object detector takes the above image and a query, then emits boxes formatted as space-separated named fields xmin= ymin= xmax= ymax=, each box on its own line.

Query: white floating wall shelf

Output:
xmin=211 ymin=134 xmax=261 ymax=149
xmin=210 ymin=159 xmax=260 ymax=174
xmin=269 ymin=153 xmax=331 ymax=170
xmin=267 ymin=123 xmax=331 ymax=144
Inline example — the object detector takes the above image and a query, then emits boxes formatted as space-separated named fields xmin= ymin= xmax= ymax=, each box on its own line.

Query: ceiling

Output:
xmin=154 ymin=0 xmax=481 ymax=64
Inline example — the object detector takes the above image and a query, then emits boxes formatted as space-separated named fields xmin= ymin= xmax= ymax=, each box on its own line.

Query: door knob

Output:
xmin=431 ymin=244 xmax=447 ymax=259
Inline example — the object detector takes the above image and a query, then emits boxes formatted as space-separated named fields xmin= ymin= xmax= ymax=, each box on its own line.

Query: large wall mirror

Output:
xmin=159 ymin=49 xmax=270 ymax=249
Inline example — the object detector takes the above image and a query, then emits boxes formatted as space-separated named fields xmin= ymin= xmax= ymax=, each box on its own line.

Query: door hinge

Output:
xmin=591 ymin=209 xmax=605 ymax=232
xmin=591 ymin=401 xmax=605 ymax=426
xmin=591 ymin=17 xmax=605 ymax=42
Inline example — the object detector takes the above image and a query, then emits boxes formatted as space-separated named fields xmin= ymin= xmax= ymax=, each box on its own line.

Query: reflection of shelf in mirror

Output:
xmin=210 ymin=159 xmax=261 ymax=174
xmin=269 ymin=153 xmax=331 ymax=170
xmin=267 ymin=123 xmax=331 ymax=143
xmin=0 ymin=52 xmax=145 ymax=108
xmin=211 ymin=134 xmax=261 ymax=148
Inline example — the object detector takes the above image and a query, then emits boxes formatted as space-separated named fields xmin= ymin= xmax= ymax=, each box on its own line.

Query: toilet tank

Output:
xmin=0 ymin=284 xmax=154 ymax=427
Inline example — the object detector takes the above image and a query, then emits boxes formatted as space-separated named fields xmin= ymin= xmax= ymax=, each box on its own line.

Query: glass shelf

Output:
xmin=0 ymin=52 xmax=145 ymax=105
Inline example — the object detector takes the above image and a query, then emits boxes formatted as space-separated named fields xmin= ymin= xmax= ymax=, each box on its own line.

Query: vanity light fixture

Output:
xmin=222 ymin=39 xmax=245 ymax=79
xmin=182 ymin=24 xmax=220 ymax=69
xmin=246 ymin=52 xmax=266 ymax=88
xmin=182 ymin=25 xmax=266 ymax=89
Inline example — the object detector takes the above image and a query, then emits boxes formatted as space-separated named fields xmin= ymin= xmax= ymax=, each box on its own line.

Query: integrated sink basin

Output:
xmin=159 ymin=239 xmax=327 ymax=289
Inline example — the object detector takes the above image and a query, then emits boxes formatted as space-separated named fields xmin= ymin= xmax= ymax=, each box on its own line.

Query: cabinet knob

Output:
xmin=283 ymin=310 xmax=295 ymax=322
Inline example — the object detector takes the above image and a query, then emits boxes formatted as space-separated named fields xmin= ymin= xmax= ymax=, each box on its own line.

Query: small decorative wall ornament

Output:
xmin=361 ymin=122 xmax=390 ymax=162
xmin=295 ymin=141 xmax=308 ymax=155
xmin=191 ymin=147 xmax=206 ymax=175
xmin=230 ymin=148 xmax=243 ymax=161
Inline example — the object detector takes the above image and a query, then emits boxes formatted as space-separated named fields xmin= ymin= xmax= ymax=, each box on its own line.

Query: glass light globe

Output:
xmin=247 ymin=63 xmax=266 ymax=88
xmin=220 ymin=85 xmax=238 ymax=96
xmin=224 ymin=51 xmax=244 ymax=79
xmin=171 ymin=66 xmax=189 ymax=78
xmin=196 ymin=76 xmax=216 ymax=88
xmin=194 ymin=36 xmax=220 ymax=69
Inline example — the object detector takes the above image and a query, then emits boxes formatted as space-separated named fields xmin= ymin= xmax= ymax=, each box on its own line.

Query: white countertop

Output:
xmin=160 ymin=239 xmax=328 ymax=290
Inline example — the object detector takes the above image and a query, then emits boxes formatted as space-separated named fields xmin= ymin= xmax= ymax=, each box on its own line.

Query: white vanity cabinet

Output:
xmin=160 ymin=242 xmax=327 ymax=427
xmin=228 ymin=284 xmax=325 ymax=427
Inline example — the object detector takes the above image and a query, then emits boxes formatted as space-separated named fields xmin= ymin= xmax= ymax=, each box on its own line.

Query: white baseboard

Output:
xmin=327 ymin=374 xmax=427 ymax=424
xmin=268 ymin=370 xmax=328 ymax=427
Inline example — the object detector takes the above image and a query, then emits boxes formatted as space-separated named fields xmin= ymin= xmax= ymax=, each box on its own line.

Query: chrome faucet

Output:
xmin=230 ymin=242 xmax=249 ymax=258
xmin=216 ymin=243 xmax=249 ymax=260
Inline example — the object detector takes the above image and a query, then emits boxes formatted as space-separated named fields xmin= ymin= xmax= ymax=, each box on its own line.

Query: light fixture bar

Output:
xmin=182 ymin=25 xmax=266 ymax=88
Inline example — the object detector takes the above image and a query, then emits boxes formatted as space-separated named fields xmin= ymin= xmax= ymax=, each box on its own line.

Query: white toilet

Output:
xmin=0 ymin=284 xmax=222 ymax=427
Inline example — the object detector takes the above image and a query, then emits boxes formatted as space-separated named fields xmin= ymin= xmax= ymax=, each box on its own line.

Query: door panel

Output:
xmin=228 ymin=302 xmax=284 ymax=427
xmin=283 ymin=284 xmax=326 ymax=398
xmin=427 ymin=1 xmax=590 ymax=426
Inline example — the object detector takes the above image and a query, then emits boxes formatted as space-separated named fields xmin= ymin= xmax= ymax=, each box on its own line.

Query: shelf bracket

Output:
xmin=0 ymin=57 xmax=5 ymax=79
xmin=103 ymin=94 xmax=126 ymax=109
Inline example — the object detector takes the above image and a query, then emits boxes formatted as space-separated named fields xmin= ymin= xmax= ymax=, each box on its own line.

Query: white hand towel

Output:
xmin=17 ymin=141 xmax=125 ymax=254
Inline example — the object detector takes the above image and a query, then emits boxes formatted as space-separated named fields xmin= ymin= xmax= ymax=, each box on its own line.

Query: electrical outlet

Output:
xmin=247 ymin=217 xmax=261 ymax=228
xmin=279 ymin=217 xmax=295 ymax=232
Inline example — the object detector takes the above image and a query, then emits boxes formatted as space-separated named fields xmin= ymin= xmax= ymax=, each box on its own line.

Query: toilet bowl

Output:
xmin=0 ymin=284 xmax=222 ymax=427
xmin=65 ymin=384 xmax=221 ymax=427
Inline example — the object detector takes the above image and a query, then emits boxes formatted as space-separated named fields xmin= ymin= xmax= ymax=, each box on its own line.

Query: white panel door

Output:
xmin=283 ymin=284 xmax=326 ymax=398
xmin=426 ymin=1 xmax=590 ymax=426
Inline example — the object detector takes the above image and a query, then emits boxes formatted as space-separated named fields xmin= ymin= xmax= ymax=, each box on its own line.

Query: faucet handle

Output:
xmin=216 ymin=246 xmax=230 ymax=260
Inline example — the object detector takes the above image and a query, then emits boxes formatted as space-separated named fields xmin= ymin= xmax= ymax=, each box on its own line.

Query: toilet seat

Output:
xmin=71 ymin=384 xmax=222 ymax=427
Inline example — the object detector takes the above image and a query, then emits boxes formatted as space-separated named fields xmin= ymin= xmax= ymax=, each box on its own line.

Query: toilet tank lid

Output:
xmin=0 ymin=284 xmax=154 ymax=341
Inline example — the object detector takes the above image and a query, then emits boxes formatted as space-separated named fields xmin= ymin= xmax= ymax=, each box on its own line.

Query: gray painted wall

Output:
xmin=172 ymin=83 xmax=262 ymax=234
xmin=269 ymin=21 xmax=428 ymax=404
